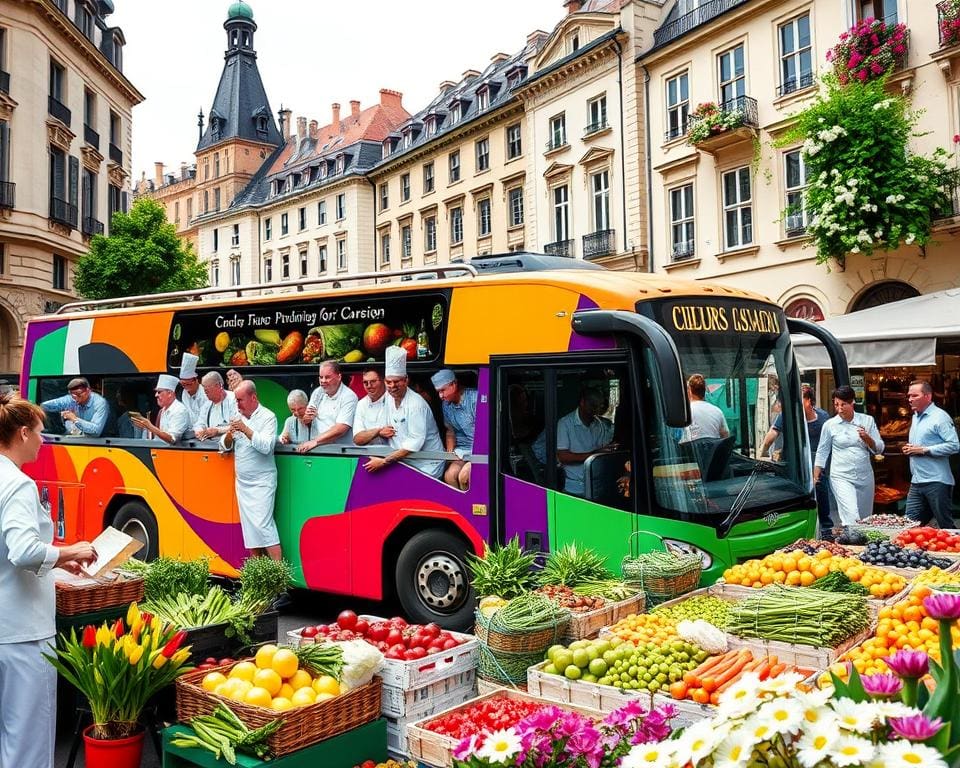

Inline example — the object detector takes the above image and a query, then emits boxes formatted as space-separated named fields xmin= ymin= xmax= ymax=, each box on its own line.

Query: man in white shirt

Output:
xmin=131 ymin=375 xmax=191 ymax=444
xmin=221 ymin=380 xmax=281 ymax=559
xmin=279 ymin=390 xmax=322 ymax=446
xmin=556 ymin=387 xmax=615 ymax=496
xmin=194 ymin=371 xmax=238 ymax=441
xmin=298 ymin=360 xmax=358 ymax=452
xmin=364 ymin=347 xmax=445 ymax=478
xmin=682 ymin=373 xmax=729 ymax=443
xmin=353 ymin=367 xmax=389 ymax=446
xmin=178 ymin=353 xmax=209 ymax=433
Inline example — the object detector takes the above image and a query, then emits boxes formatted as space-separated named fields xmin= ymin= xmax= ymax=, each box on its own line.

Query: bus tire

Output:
xmin=395 ymin=529 xmax=475 ymax=631
xmin=112 ymin=501 xmax=159 ymax=562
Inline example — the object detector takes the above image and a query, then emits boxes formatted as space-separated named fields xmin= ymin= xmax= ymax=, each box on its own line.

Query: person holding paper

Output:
xmin=221 ymin=380 xmax=281 ymax=560
xmin=432 ymin=369 xmax=477 ymax=491
xmin=0 ymin=392 xmax=97 ymax=767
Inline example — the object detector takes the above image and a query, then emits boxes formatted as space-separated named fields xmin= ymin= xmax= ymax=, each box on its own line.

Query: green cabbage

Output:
xmin=245 ymin=340 xmax=278 ymax=366
xmin=320 ymin=324 xmax=363 ymax=360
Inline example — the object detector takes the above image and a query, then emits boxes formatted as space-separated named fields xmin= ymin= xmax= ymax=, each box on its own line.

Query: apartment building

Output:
xmin=135 ymin=161 xmax=198 ymax=252
xmin=644 ymin=0 xmax=960 ymax=319
xmin=0 ymin=0 xmax=141 ymax=370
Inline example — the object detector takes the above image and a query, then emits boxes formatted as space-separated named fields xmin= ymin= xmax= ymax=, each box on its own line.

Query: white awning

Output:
xmin=792 ymin=287 xmax=960 ymax=370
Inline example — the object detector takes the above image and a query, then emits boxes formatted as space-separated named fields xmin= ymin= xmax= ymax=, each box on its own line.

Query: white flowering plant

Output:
xmin=787 ymin=75 xmax=955 ymax=266
xmin=687 ymin=102 xmax=748 ymax=145
xmin=622 ymin=671 xmax=949 ymax=768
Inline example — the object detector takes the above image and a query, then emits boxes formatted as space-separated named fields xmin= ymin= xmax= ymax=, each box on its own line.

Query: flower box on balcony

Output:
xmin=827 ymin=18 xmax=909 ymax=85
xmin=687 ymin=97 xmax=758 ymax=153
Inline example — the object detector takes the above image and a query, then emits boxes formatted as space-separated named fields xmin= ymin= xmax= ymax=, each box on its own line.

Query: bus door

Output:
xmin=492 ymin=355 xmax=636 ymax=569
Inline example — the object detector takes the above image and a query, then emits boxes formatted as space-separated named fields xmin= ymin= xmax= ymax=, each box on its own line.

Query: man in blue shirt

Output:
xmin=41 ymin=377 xmax=110 ymax=437
xmin=903 ymin=380 xmax=960 ymax=528
xmin=432 ymin=369 xmax=477 ymax=490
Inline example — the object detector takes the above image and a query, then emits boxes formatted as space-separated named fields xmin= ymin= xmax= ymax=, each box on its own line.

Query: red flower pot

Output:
xmin=82 ymin=725 xmax=145 ymax=768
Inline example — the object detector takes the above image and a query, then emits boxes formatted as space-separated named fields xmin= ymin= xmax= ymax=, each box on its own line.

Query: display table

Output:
xmin=162 ymin=718 xmax=388 ymax=768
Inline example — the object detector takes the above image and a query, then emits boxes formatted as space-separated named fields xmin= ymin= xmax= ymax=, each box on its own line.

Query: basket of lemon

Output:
xmin=176 ymin=643 xmax=381 ymax=757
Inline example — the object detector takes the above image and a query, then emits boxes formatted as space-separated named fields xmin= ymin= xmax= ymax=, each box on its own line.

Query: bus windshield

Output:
xmin=638 ymin=298 xmax=812 ymax=527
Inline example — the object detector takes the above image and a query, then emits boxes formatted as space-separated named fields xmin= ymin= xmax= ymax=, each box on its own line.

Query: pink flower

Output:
xmin=889 ymin=713 xmax=944 ymax=742
xmin=923 ymin=592 xmax=960 ymax=621
xmin=453 ymin=733 xmax=482 ymax=760
xmin=885 ymin=649 xmax=930 ymax=679
xmin=857 ymin=69 xmax=869 ymax=81
xmin=861 ymin=672 xmax=903 ymax=698
xmin=953 ymin=134 xmax=960 ymax=144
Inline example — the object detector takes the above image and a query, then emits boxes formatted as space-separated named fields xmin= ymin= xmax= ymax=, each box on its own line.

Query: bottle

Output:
xmin=57 ymin=487 xmax=66 ymax=540
xmin=416 ymin=319 xmax=430 ymax=360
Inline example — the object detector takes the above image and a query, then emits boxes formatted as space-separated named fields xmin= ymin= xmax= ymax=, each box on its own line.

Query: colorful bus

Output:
xmin=20 ymin=254 xmax=846 ymax=628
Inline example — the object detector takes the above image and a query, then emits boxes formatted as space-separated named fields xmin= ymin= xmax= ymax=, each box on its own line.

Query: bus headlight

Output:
xmin=663 ymin=539 xmax=713 ymax=570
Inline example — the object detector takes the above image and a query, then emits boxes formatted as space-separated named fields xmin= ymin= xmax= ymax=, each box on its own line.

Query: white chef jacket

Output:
xmin=385 ymin=389 xmax=445 ymax=478
xmin=0 ymin=454 xmax=58 ymax=643
xmin=180 ymin=386 xmax=209 ymax=424
xmin=220 ymin=405 xmax=279 ymax=548
xmin=195 ymin=391 xmax=238 ymax=438
xmin=307 ymin=382 xmax=358 ymax=444
xmin=354 ymin=394 xmax=388 ymax=445
xmin=815 ymin=413 xmax=884 ymax=482
xmin=280 ymin=415 xmax=322 ymax=446
xmin=145 ymin=399 xmax=192 ymax=442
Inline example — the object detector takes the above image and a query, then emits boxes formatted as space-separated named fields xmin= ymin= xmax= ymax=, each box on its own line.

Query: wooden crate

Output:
xmin=726 ymin=625 xmax=875 ymax=669
xmin=407 ymin=689 xmax=600 ymax=768
xmin=563 ymin=591 xmax=646 ymax=642
xmin=380 ymin=668 xmax=476 ymax=719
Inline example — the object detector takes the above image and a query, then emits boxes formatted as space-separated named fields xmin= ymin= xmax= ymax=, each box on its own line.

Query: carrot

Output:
xmin=753 ymin=658 xmax=774 ymax=681
xmin=709 ymin=691 xmax=721 ymax=705
xmin=768 ymin=662 xmax=788 ymax=678
xmin=669 ymin=681 xmax=688 ymax=700
xmin=691 ymin=687 xmax=710 ymax=704
xmin=711 ymin=651 xmax=752 ymax=689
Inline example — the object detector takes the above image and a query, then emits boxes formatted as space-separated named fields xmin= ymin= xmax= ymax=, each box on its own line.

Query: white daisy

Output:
xmin=713 ymin=732 xmax=756 ymax=768
xmin=871 ymin=700 xmax=913 ymax=720
xmin=717 ymin=672 xmax=763 ymax=719
xmin=756 ymin=696 xmax=805 ymax=736
xmin=874 ymin=741 xmax=948 ymax=768
xmin=476 ymin=728 xmax=521 ymax=764
xmin=796 ymin=721 xmax=838 ymax=768
xmin=740 ymin=713 xmax=776 ymax=747
xmin=620 ymin=741 xmax=677 ymax=768
xmin=759 ymin=670 xmax=805 ymax=696
xmin=829 ymin=734 xmax=876 ymax=767
xmin=671 ymin=719 xmax=727 ymax=766
xmin=832 ymin=698 xmax=881 ymax=734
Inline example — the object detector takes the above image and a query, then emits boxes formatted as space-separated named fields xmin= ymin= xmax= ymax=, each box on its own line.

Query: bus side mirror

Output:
xmin=786 ymin=318 xmax=849 ymax=388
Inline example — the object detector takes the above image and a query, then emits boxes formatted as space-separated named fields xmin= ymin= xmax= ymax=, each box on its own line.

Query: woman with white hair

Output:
xmin=279 ymin=389 xmax=322 ymax=446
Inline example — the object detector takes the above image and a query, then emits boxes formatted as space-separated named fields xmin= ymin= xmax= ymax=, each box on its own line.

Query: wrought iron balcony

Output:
xmin=0 ymin=69 xmax=9 ymax=95
xmin=784 ymin=213 xmax=807 ymax=237
xmin=48 ymin=96 xmax=71 ymax=127
xmin=939 ymin=1 xmax=960 ymax=48
xmin=582 ymin=229 xmax=615 ymax=260
xmin=671 ymin=241 xmax=696 ymax=262
xmin=936 ymin=175 xmax=960 ymax=219
xmin=84 ymin=124 xmax=99 ymax=150
xmin=665 ymin=121 xmax=689 ymax=143
xmin=688 ymin=95 xmax=759 ymax=152
xmin=653 ymin=0 xmax=750 ymax=49
xmin=109 ymin=143 xmax=123 ymax=164
xmin=544 ymin=238 xmax=575 ymax=258
xmin=583 ymin=120 xmax=609 ymax=137
xmin=50 ymin=196 xmax=77 ymax=229
xmin=544 ymin=137 xmax=568 ymax=153
xmin=0 ymin=181 xmax=14 ymax=210
xmin=82 ymin=217 xmax=104 ymax=237
xmin=776 ymin=71 xmax=815 ymax=97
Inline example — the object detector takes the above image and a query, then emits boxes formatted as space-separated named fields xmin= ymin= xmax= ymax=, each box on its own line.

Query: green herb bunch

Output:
xmin=238 ymin=557 xmax=292 ymax=612
xmin=141 ymin=556 xmax=210 ymax=603
xmin=467 ymin=537 xmax=536 ymax=599
xmin=537 ymin=544 xmax=611 ymax=587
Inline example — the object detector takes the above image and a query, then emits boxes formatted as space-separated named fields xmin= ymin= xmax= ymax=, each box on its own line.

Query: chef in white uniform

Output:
xmin=353 ymin=367 xmax=389 ymax=446
xmin=194 ymin=371 xmax=238 ymax=442
xmin=298 ymin=360 xmax=358 ymax=451
xmin=131 ymin=374 xmax=192 ymax=443
xmin=363 ymin=347 xmax=445 ymax=478
xmin=220 ymin=380 xmax=281 ymax=559
xmin=178 ymin=353 xmax=208 ymax=431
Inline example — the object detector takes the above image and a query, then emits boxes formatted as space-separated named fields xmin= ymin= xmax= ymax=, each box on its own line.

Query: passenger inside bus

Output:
xmin=278 ymin=389 xmax=320 ymax=446
xmin=40 ymin=377 xmax=111 ymax=438
xmin=432 ymin=369 xmax=477 ymax=491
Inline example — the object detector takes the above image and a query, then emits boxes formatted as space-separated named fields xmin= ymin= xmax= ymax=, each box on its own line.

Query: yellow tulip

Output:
xmin=152 ymin=652 xmax=168 ymax=669
xmin=127 ymin=645 xmax=144 ymax=665
xmin=95 ymin=626 xmax=113 ymax=647
xmin=171 ymin=648 xmax=190 ymax=665
xmin=126 ymin=602 xmax=140 ymax=628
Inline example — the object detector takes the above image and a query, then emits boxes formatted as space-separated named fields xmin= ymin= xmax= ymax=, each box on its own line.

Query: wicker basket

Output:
xmin=621 ymin=536 xmax=702 ymax=606
xmin=474 ymin=610 xmax=568 ymax=655
xmin=476 ymin=644 xmax=543 ymax=686
xmin=55 ymin=574 xmax=144 ymax=616
xmin=175 ymin=662 xmax=382 ymax=757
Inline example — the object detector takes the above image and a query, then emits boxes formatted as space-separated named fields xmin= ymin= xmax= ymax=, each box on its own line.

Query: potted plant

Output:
xmin=941 ymin=1 xmax=960 ymax=48
xmin=687 ymin=102 xmax=747 ymax=145
xmin=44 ymin=603 xmax=192 ymax=768
xmin=826 ymin=17 xmax=909 ymax=84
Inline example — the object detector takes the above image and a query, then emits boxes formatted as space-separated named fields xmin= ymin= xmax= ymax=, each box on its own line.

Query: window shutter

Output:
xmin=81 ymin=170 xmax=90 ymax=219
xmin=122 ymin=191 xmax=128 ymax=212
xmin=0 ymin=122 xmax=8 ymax=180
xmin=69 ymin=155 xmax=79 ymax=212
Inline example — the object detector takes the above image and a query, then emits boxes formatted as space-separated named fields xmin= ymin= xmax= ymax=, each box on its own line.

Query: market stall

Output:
xmin=792 ymin=288 xmax=960 ymax=509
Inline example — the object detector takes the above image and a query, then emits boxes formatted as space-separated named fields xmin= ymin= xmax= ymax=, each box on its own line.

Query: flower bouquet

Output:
xmin=687 ymin=102 xmax=747 ymax=145
xmin=44 ymin=602 xmax=192 ymax=740
xmin=941 ymin=1 xmax=960 ymax=48
xmin=826 ymin=18 xmax=909 ymax=84
xmin=452 ymin=699 xmax=675 ymax=767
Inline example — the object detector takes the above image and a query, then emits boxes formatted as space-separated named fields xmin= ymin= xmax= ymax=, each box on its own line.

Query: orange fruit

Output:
xmin=288 ymin=669 xmax=313 ymax=690
xmin=271 ymin=649 xmax=299 ymax=679
xmin=290 ymin=687 xmax=316 ymax=707
xmin=244 ymin=686 xmax=273 ymax=708
xmin=312 ymin=675 xmax=340 ymax=697
xmin=255 ymin=644 xmax=279 ymax=670
xmin=270 ymin=697 xmax=294 ymax=711
xmin=202 ymin=672 xmax=227 ymax=692
xmin=253 ymin=668 xmax=283 ymax=697
xmin=229 ymin=661 xmax=257 ymax=682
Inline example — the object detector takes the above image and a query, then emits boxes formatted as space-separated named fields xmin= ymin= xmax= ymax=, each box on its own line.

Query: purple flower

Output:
xmin=885 ymin=649 xmax=930 ymax=679
xmin=602 ymin=699 xmax=649 ymax=730
xmin=889 ymin=713 xmax=944 ymax=742
xmin=453 ymin=733 xmax=481 ymax=760
xmin=861 ymin=672 xmax=903 ymax=698
xmin=923 ymin=593 xmax=960 ymax=621
xmin=518 ymin=706 xmax=562 ymax=734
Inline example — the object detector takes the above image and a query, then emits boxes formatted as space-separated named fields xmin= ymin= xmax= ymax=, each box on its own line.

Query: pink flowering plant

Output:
xmin=826 ymin=18 xmax=908 ymax=84
xmin=941 ymin=1 xmax=960 ymax=48
xmin=687 ymin=102 xmax=747 ymax=145
xmin=452 ymin=700 xmax=675 ymax=767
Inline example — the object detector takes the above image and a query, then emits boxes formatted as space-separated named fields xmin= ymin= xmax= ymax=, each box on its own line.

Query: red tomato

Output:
xmin=386 ymin=629 xmax=404 ymax=646
xmin=219 ymin=658 xmax=233 ymax=666
xmin=337 ymin=610 xmax=358 ymax=631
xmin=354 ymin=619 xmax=370 ymax=636
xmin=442 ymin=638 xmax=459 ymax=650
xmin=204 ymin=657 xmax=218 ymax=665
xmin=367 ymin=622 xmax=388 ymax=642
xmin=423 ymin=622 xmax=441 ymax=638
xmin=390 ymin=617 xmax=408 ymax=628
xmin=300 ymin=626 xmax=319 ymax=639
xmin=405 ymin=646 xmax=428 ymax=660
xmin=400 ymin=338 xmax=418 ymax=360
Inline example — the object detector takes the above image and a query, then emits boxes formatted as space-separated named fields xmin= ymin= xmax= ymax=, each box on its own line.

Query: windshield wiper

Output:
xmin=718 ymin=460 xmax=781 ymax=538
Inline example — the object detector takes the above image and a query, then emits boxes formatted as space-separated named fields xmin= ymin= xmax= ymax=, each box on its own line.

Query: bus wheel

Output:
xmin=395 ymin=530 xmax=475 ymax=631
xmin=112 ymin=501 xmax=159 ymax=561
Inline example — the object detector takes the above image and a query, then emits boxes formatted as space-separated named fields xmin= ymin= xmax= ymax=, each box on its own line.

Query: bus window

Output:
xmin=101 ymin=376 xmax=159 ymax=438
xmin=502 ymin=370 xmax=546 ymax=484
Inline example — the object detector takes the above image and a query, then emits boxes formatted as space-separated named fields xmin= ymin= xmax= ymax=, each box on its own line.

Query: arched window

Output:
xmin=784 ymin=298 xmax=825 ymax=322
xmin=851 ymin=281 xmax=919 ymax=312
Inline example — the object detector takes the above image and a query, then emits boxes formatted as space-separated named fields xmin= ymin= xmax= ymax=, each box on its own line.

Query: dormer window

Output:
xmin=477 ymin=89 xmax=489 ymax=111
xmin=256 ymin=116 xmax=268 ymax=135
xmin=425 ymin=117 xmax=436 ymax=137
xmin=506 ymin=64 xmax=527 ymax=88
xmin=318 ymin=163 xmax=327 ymax=179
xmin=284 ymin=176 xmax=293 ymax=193
xmin=569 ymin=31 xmax=580 ymax=53
xmin=336 ymin=155 xmax=345 ymax=174
xmin=450 ymin=102 xmax=461 ymax=124
xmin=403 ymin=130 xmax=413 ymax=149
xmin=292 ymin=173 xmax=302 ymax=187
xmin=382 ymin=140 xmax=392 ymax=159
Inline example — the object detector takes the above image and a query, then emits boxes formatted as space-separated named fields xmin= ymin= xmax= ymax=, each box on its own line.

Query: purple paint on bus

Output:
xmin=568 ymin=294 xmax=616 ymax=352
xmin=21 ymin=320 xmax=69 ymax=378
xmin=502 ymin=476 xmax=549 ymax=548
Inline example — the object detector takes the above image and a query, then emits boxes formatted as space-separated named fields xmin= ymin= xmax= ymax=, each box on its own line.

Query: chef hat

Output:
xmin=155 ymin=374 xmax=179 ymax=392
xmin=180 ymin=352 xmax=199 ymax=380
xmin=431 ymin=369 xmax=456 ymax=389
xmin=385 ymin=345 xmax=407 ymax=378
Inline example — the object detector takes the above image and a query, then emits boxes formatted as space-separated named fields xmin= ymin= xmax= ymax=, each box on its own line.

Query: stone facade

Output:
xmin=0 ymin=0 xmax=141 ymax=372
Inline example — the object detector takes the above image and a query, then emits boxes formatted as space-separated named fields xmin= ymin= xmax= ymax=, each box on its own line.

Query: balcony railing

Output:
xmin=936 ymin=175 xmax=960 ymax=219
xmin=84 ymin=124 xmax=100 ymax=150
xmin=0 ymin=181 xmax=14 ymax=210
xmin=50 ymin=196 xmax=78 ymax=228
xmin=939 ymin=1 xmax=960 ymax=47
xmin=671 ymin=241 xmax=696 ymax=262
xmin=688 ymin=95 xmax=759 ymax=148
xmin=0 ymin=69 xmax=8 ymax=95
xmin=784 ymin=214 xmax=807 ymax=237
xmin=109 ymin=143 xmax=123 ymax=164
xmin=48 ymin=95 xmax=71 ymax=127
xmin=582 ymin=229 xmax=615 ymax=260
xmin=653 ymin=0 xmax=750 ymax=48
xmin=665 ymin=121 xmax=689 ymax=142
xmin=82 ymin=216 xmax=104 ymax=237
xmin=544 ymin=239 xmax=575 ymax=258
xmin=544 ymin=137 xmax=567 ymax=152
xmin=583 ymin=120 xmax=609 ymax=137
xmin=776 ymin=71 xmax=815 ymax=97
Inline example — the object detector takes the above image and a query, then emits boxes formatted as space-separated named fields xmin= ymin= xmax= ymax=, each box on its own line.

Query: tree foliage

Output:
xmin=788 ymin=75 xmax=954 ymax=265
xmin=74 ymin=198 xmax=207 ymax=300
